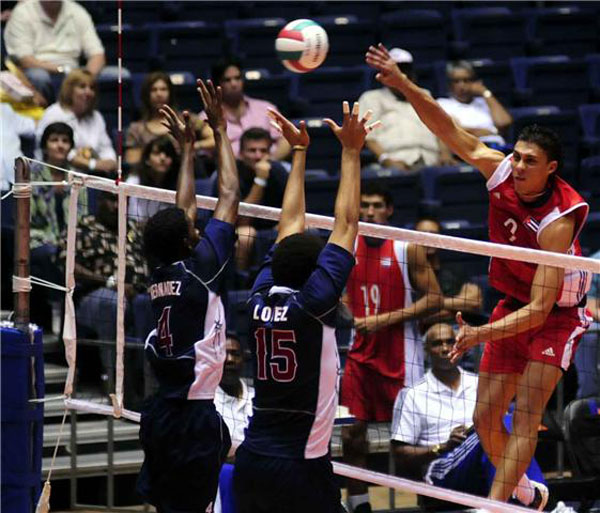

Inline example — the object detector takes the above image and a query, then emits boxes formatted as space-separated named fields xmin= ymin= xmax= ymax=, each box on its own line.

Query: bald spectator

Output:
xmin=4 ymin=0 xmax=106 ymax=102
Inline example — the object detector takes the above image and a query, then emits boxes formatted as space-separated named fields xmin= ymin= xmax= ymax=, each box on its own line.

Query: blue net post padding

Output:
xmin=1 ymin=326 xmax=45 ymax=513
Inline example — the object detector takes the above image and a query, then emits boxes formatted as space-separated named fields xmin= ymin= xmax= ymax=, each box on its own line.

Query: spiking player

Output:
xmin=233 ymin=102 xmax=379 ymax=513
xmin=367 ymin=44 xmax=592 ymax=510
xmin=137 ymin=79 xmax=239 ymax=513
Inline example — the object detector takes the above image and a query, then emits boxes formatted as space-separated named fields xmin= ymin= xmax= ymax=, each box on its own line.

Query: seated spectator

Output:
xmin=126 ymin=136 xmax=180 ymax=220
xmin=214 ymin=332 xmax=254 ymax=456
xmin=125 ymin=72 xmax=214 ymax=169
xmin=233 ymin=127 xmax=288 ymax=270
xmin=4 ymin=0 xmax=106 ymax=103
xmin=437 ymin=61 xmax=512 ymax=149
xmin=358 ymin=48 xmax=454 ymax=172
xmin=575 ymin=249 xmax=599 ymax=398
xmin=36 ymin=69 xmax=117 ymax=175
xmin=58 ymin=191 xmax=147 ymax=389
xmin=391 ymin=323 xmax=546 ymax=511
xmin=30 ymin=122 xmax=82 ymax=331
xmin=207 ymin=56 xmax=290 ymax=160
xmin=415 ymin=215 xmax=483 ymax=328
xmin=1 ymin=102 xmax=36 ymax=189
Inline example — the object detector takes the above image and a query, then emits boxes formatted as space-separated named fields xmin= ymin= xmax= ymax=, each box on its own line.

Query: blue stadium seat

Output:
xmin=586 ymin=54 xmax=600 ymax=101
xmin=195 ymin=176 xmax=216 ymax=197
xmin=294 ymin=66 xmax=370 ymax=118
xmin=509 ymin=110 xmax=580 ymax=178
xmin=311 ymin=16 xmax=377 ymax=68
xmin=169 ymin=1 xmax=241 ymax=23
xmin=580 ymin=156 xmax=600 ymax=212
xmin=227 ymin=18 xmax=287 ymax=73
xmin=451 ymin=7 xmax=528 ymax=61
xmin=364 ymin=174 xmax=421 ymax=226
xmin=510 ymin=56 xmax=591 ymax=109
xmin=297 ymin=119 xmax=339 ymax=173
xmin=152 ymin=22 xmax=226 ymax=75
xmin=121 ymin=1 xmax=166 ymax=24
xmin=423 ymin=166 xmax=488 ymax=223
xmin=580 ymin=212 xmax=600 ymax=254
xmin=509 ymin=105 xmax=561 ymax=120
xmin=380 ymin=9 xmax=448 ymax=63
xmin=305 ymin=175 xmax=340 ymax=216
xmin=527 ymin=7 xmax=599 ymax=59
xmin=439 ymin=220 xmax=490 ymax=283
xmin=169 ymin=71 xmax=203 ymax=113
xmin=313 ymin=1 xmax=381 ymax=20
xmin=578 ymin=104 xmax=600 ymax=151
xmin=244 ymin=1 xmax=312 ymax=20
xmin=97 ymin=24 xmax=154 ymax=73
xmin=413 ymin=63 xmax=442 ymax=98
xmin=96 ymin=72 xmax=133 ymax=136
xmin=243 ymin=71 xmax=294 ymax=115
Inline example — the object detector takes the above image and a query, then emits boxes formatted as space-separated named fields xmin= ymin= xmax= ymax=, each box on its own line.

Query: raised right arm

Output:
xmin=366 ymin=44 xmax=504 ymax=179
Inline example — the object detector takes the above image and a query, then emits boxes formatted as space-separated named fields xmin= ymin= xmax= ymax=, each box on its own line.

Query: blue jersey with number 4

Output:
xmin=242 ymin=242 xmax=354 ymax=459
xmin=144 ymin=218 xmax=235 ymax=400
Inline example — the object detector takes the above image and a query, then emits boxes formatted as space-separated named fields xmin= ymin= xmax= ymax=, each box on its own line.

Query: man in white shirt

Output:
xmin=358 ymin=48 xmax=454 ymax=172
xmin=437 ymin=61 xmax=512 ymax=149
xmin=0 ymin=103 xmax=36 ymax=189
xmin=391 ymin=323 xmax=545 ymax=510
xmin=4 ymin=0 xmax=106 ymax=101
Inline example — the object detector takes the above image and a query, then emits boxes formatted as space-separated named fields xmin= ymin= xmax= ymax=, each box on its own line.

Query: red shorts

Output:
xmin=479 ymin=298 xmax=591 ymax=375
xmin=341 ymin=357 xmax=403 ymax=422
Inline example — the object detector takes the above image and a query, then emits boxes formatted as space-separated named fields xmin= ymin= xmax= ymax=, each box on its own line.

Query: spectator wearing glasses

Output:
xmin=437 ymin=61 xmax=512 ymax=149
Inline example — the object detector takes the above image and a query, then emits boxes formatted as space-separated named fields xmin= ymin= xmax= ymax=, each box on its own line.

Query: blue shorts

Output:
xmin=233 ymin=445 xmax=342 ymax=513
xmin=136 ymin=395 xmax=231 ymax=513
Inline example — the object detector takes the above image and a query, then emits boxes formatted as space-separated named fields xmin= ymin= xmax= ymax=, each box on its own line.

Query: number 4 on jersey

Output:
xmin=157 ymin=306 xmax=174 ymax=356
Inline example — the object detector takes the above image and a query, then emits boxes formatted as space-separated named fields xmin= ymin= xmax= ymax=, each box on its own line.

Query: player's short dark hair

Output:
xmin=40 ymin=122 xmax=74 ymax=152
xmin=144 ymin=207 xmax=189 ymax=266
xmin=211 ymin=55 xmax=244 ymax=84
xmin=517 ymin=124 xmax=563 ymax=172
xmin=361 ymin=181 xmax=393 ymax=207
xmin=272 ymin=233 xmax=325 ymax=289
xmin=240 ymin=127 xmax=272 ymax=151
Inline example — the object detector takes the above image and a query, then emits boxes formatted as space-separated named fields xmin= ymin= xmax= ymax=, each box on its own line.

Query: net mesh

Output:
xmin=15 ymin=159 xmax=600 ymax=512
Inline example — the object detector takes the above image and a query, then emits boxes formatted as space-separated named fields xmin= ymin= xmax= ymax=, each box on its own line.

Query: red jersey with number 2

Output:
xmin=487 ymin=154 xmax=590 ymax=307
xmin=346 ymin=236 xmax=422 ymax=385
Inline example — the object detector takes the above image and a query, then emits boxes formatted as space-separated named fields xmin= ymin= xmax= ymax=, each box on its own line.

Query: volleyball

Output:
xmin=275 ymin=19 xmax=329 ymax=73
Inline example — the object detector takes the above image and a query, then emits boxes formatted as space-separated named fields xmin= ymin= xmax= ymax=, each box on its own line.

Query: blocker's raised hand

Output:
xmin=267 ymin=108 xmax=310 ymax=148
xmin=365 ymin=43 xmax=407 ymax=90
xmin=323 ymin=100 xmax=380 ymax=150
xmin=160 ymin=104 xmax=194 ymax=147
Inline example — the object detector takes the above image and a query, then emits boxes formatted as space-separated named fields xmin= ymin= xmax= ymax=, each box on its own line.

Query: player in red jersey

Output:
xmin=366 ymin=44 xmax=592 ymax=510
xmin=341 ymin=181 xmax=443 ymax=513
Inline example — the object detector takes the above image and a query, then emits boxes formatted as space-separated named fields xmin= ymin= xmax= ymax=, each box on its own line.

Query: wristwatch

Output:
xmin=482 ymin=89 xmax=493 ymax=99
xmin=431 ymin=444 xmax=443 ymax=456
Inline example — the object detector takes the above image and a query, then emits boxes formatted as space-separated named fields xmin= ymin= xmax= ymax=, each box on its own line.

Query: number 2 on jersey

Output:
xmin=360 ymin=284 xmax=381 ymax=316
xmin=255 ymin=328 xmax=298 ymax=382
xmin=157 ymin=306 xmax=174 ymax=356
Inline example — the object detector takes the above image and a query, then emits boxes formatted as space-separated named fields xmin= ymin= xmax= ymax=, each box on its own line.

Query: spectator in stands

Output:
xmin=415 ymin=214 xmax=483 ymax=329
xmin=437 ymin=61 xmax=512 ymax=149
xmin=209 ymin=56 xmax=290 ymax=160
xmin=392 ymin=323 xmax=545 ymax=511
xmin=0 ymin=103 xmax=36 ymax=189
xmin=126 ymin=136 xmax=180 ymax=220
xmin=36 ymin=69 xmax=117 ymax=175
xmin=4 ymin=0 xmax=107 ymax=102
xmin=575 ymin=249 xmax=600 ymax=398
xmin=358 ymin=48 xmax=454 ymax=172
xmin=59 ymin=191 xmax=147 ymax=388
xmin=125 ymin=72 xmax=214 ymax=169
xmin=341 ymin=181 xmax=443 ymax=513
xmin=233 ymin=127 xmax=288 ymax=270
xmin=214 ymin=332 xmax=254 ymax=456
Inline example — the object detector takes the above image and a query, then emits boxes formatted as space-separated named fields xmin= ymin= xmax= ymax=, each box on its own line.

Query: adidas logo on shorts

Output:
xmin=541 ymin=347 xmax=556 ymax=357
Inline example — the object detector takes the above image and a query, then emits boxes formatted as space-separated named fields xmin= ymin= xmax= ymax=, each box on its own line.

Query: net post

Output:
xmin=13 ymin=157 xmax=31 ymax=332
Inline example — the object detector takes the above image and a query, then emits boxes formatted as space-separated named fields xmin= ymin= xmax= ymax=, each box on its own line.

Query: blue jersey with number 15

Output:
xmin=242 ymin=242 xmax=354 ymax=460
xmin=144 ymin=218 xmax=235 ymax=400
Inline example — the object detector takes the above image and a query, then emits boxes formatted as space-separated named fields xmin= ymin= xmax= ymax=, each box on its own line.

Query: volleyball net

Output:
xmin=10 ymin=156 xmax=599 ymax=512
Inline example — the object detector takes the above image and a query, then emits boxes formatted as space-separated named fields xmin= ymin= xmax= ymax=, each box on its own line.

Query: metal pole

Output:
xmin=13 ymin=157 xmax=31 ymax=332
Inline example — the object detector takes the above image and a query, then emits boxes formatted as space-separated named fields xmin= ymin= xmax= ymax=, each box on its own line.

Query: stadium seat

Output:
xmin=97 ymin=24 xmax=154 ymax=73
xmin=226 ymin=18 xmax=287 ymax=73
xmin=297 ymin=119 xmax=339 ymax=173
xmin=578 ymin=104 xmax=600 ymax=152
xmin=412 ymin=63 xmax=441 ymax=98
xmin=152 ymin=22 xmax=226 ymax=75
xmin=243 ymin=71 xmax=294 ymax=116
xmin=509 ymin=105 xmax=561 ymax=120
xmin=510 ymin=56 xmax=590 ymax=109
xmin=169 ymin=71 xmax=203 ymax=113
xmin=311 ymin=16 xmax=377 ymax=69
xmin=244 ymin=1 xmax=312 ymax=20
xmin=294 ymin=66 xmax=370 ymax=118
xmin=580 ymin=156 xmax=600 ymax=212
xmin=586 ymin=54 xmax=600 ymax=101
xmin=96 ymin=72 xmax=133 ymax=136
xmin=313 ymin=1 xmax=381 ymax=20
xmin=169 ymin=1 xmax=241 ymax=23
xmin=451 ymin=7 xmax=528 ymax=61
xmin=380 ymin=9 xmax=448 ymax=64
xmin=362 ymin=174 xmax=421 ymax=226
xmin=121 ymin=1 xmax=166 ymax=24
xmin=195 ymin=176 xmax=216 ymax=197
xmin=528 ymin=7 xmax=599 ymax=58
xmin=580 ymin=211 xmax=600 ymax=254
xmin=305 ymin=175 xmax=340 ymax=216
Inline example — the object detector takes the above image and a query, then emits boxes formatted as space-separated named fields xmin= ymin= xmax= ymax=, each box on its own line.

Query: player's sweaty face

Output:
xmin=511 ymin=141 xmax=556 ymax=197
xmin=360 ymin=194 xmax=392 ymax=224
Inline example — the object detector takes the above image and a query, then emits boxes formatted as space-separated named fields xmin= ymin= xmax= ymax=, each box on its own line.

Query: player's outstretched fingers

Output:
xmin=456 ymin=311 xmax=465 ymax=327
xmin=351 ymin=101 xmax=360 ymax=120
xmin=366 ymin=120 xmax=382 ymax=133
xmin=342 ymin=100 xmax=350 ymax=123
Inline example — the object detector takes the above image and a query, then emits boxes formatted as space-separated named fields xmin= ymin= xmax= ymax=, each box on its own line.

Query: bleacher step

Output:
xmin=42 ymin=449 xmax=145 ymax=479
xmin=43 ymin=419 xmax=139 ymax=447
xmin=44 ymin=363 xmax=69 ymax=384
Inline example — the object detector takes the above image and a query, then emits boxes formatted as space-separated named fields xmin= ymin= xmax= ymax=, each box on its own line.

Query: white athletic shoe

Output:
xmin=551 ymin=501 xmax=578 ymax=513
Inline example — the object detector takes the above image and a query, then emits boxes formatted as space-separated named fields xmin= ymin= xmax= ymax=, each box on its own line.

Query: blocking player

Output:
xmin=341 ymin=181 xmax=443 ymax=513
xmin=137 ymin=79 xmax=239 ymax=513
xmin=233 ymin=101 xmax=378 ymax=513
xmin=366 ymin=44 xmax=592 ymax=510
